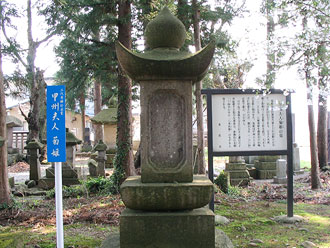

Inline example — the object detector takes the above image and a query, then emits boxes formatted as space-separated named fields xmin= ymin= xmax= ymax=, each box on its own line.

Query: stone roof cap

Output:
xmin=94 ymin=140 xmax=108 ymax=151
xmin=6 ymin=115 xmax=23 ymax=127
xmin=145 ymin=7 xmax=186 ymax=49
xmin=91 ymin=108 xmax=117 ymax=124
xmin=25 ymin=139 xmax=44 ymax=149
xmin=66 ymin=130 xmax=82 ymax=145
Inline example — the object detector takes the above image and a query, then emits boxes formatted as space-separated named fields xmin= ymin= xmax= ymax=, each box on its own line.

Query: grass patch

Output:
xmin=215 ymin=201 xmax=330 ymax=247
xmin=300 ymin=160 xmax=311 ymax=170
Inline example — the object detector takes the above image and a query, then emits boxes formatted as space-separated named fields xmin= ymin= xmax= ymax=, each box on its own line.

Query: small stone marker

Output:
xmin=116 ymin=7 xmax=215 ymax=248
xmin=293 ymin=143 xmax=304 ymax=174
xmin=273 ymin=159 xmax=287 ymax=184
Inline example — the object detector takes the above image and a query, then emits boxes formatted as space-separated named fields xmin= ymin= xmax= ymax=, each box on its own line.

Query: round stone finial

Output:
xmin=145 ymin=7 xmax=186 ymax=49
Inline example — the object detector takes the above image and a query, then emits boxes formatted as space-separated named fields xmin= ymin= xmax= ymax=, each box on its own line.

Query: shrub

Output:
xmin=214 ymin=172 xmax=229 ymax=193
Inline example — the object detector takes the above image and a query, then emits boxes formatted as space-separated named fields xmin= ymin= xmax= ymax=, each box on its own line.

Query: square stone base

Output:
xmin=120 ymin=208 xmax=215 ymax=248
xmin=273 ymin=176 xmax=287 ymax=184
xmin=38 ymin=177 xmax=80 ymax=190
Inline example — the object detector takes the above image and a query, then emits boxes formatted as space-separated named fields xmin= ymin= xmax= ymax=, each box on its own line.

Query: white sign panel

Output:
xmin=212 ymin=94 xmax=287 ymax=152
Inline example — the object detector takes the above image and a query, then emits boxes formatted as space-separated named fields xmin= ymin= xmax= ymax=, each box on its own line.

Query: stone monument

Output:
xmin=273 ymin=159 xmax=287 ymax=184
xmin=224 ymin=156 xmax=251 ymax=186
xmin=39 ymin=129 xmax=82 ymax=189
xmin=116 ymin=7 xmax=215 ymax=248
xmin=254 ymin=155 xmax=280 ymax=179
xmin=293 ymin=143 xmax=304 ymax=174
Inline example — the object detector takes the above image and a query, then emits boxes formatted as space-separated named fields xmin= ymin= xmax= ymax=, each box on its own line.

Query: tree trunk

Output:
xmin=266 ymin=0 xmax=275 ymax=88
xmin=316 ymin=41 xmax=328 ymax=171
xmin=26 ymin=0 xmax=40 ymax=142
xmin=192 ymin=0 xmax=205 ymax=174
xmin=94 ymin=81 xmax=103 ymax=143
xmin=80 ymin=93 xmax=86 ymax=143
xmin=0 ymin=38 xmax=11 ymax=205
xmin=116 ymin=0 xmax=135 ymax=177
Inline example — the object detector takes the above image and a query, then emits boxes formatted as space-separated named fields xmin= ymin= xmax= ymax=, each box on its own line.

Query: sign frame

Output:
xmin=202 ymin=88 xmax=294 ymax=217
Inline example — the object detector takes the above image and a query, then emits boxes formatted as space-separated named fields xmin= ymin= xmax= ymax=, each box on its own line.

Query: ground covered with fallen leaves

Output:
xmin=0 ymin=171 xmax=329 ymax=247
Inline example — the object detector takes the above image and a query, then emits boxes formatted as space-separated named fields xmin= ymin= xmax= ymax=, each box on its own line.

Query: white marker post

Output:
xmin=55 ymin=162 xmax=64 ymax=248
xmin=47 ymin=85 xmax=66 ymax=248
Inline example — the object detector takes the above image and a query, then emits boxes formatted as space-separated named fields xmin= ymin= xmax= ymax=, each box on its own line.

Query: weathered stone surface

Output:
xmin=258 ymin=155 xmax=280 ymax=162
xmin=8 ymin=177 xmax=15 ymax=188
xmin=229 ymin=178 xmax=250 ymax=186
xmin=215 ymin=229 xmax=234 ymax=248
xmin=120 ymin=208 xmax=215 ymax=248
xmin=273 ymin=215 xmax=304 ymax=224
xmin=91 ymin=108 xmax=117 ymax=125
xmin=101 ymin=229 xmax=233 ymax=248
xmin=225 ymin=162 xmax=247 ymax=171
xmin=257 ymin=170 xmax=276 ymax=179
xmin=38 ymin=177 xmax=80 ymax=190
xmin=45 ymin=167 xmax=79 ymax=178
xmin=215 ymin=215 xmax=230 ymax=226
xmin=225 ymin=170 xmax=250 ymax=179
xmin=274 ymin=159 xmax=287 ymax=184
xmin=121 ymin=175 xmax=213 ymax=210
xmin=88 ymin=159 xmax=98 ymax=177
xmin=140 ymin=80 xmax=193 ymax=183
xmin=255 ymin=161 xmax=277 ymax=170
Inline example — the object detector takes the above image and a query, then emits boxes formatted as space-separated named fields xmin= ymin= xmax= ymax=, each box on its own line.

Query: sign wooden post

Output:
xmin=47 ymin=85 xmax=66 ymax=248
xmin=202 ymin=89 xmax=293 ymax=217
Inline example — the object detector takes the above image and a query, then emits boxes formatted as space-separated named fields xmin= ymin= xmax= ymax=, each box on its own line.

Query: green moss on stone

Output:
xmin=145 ymin=7 xmax=186 ymax=49
xmin=91 ymin=108 xmax=117 ymax=125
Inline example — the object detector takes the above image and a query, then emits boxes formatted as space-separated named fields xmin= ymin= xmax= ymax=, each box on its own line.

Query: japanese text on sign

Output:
xmin=212 ymin=94 xmax=287 ymax=152
xmin=47 ymin=85 xmax=66 ymax=162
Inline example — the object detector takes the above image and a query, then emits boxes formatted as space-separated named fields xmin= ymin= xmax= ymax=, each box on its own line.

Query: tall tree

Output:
xmin=192 ymin=0 xmax=205 ymax=174
xmin=0 ymin=34 xmax=11 ymax=205
xmin=265 ymin=0 xmax=276 ymax=87
xmin=275 ymin=0 xmax=329 ymax=188
xmin=113 ymin=0 xmax=135 ymax=184
xmin=1 ymin=0 xmax=56 ymax=142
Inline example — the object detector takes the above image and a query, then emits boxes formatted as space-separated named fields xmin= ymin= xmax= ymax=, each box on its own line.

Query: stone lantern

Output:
xmin=91 ymin=108 xmax=117 ymax=168
xmin=6 ymin=115 xmax=23 ymax=153
xmin=25 ymin=139 xmax=44 ymax=182
xmin=116 ymin=7 xmax=215 ymax=248
xmin=93 ymin=140 xmax=107 ymax=177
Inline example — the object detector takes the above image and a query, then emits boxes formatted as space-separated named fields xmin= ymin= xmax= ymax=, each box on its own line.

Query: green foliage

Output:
xmin=214 ymin=172 xmax=229 ymax=193
xmin=84 ymin=177 xmax=117 ymax=195
xmin=46 ymin=185 xmax=85 ymax=199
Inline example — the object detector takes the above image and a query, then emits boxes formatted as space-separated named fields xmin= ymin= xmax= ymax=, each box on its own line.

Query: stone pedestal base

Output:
xmin=255 ymin=161 xmax=277 ymax=179
xmin=257 ymin=170 xmax=276 ymax=179
xmin=273 ymin=176 xmax=287 ymax=184
xmin=120 ymin=208 xmax=215 ymax=248
xmin=224 ymin=163 xmax=250 ymax=186
xmin=38 ymin=177 xmax=80 ymax=190
xmin=38 ymin=166 xmax=81 ymax=189
xmin=294 ymin=170 xmax=305 ymax=175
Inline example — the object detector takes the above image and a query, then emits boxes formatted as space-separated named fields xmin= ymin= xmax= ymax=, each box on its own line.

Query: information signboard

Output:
xmin=47 ymin=85 xmax=66 ymax=162
xmin=212 ymin=93 xmax=287 ymax=152
xmin=202 ymin=89 xmax=294 ymax=217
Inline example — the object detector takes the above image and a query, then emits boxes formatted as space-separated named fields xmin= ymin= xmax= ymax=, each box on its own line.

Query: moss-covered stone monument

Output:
xmin=115 ymin=7 xmax=215 ymax=248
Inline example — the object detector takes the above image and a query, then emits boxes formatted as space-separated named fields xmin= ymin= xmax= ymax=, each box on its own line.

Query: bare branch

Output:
xmin=1 ymin=23 xmax=28 ymax=68
xmin=18 ymin=104 xmax=28 ymax=122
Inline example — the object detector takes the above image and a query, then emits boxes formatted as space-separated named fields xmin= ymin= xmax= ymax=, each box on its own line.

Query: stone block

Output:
xmin=258 ymin=155 xmax=280 ymax=162
xmin=224 ymin=170 xmax=250 ymax=179
xmin=229 ymin=178 xmax=250 ymax=186
xmin=46 ymin=167 xmax=79 ymax=178
xmin=273 ymin=176 xmax=287 ymax=184
xmin=38 ymin=177 xmax=80 ymax=190
xmin=105 ymin=153 xmax=115 ymax=168
xmin=8 ymin=177 xmax=15 ymax=188
xmin=140 ymin=80 xmax=193 ymax=183
xmin=257 ymin=170 xmax=276 ymax=179
xmin=88 ymin=159 xmax=98 ymax=177
xmin=120 ymin=207 xmax=215 ymax=248
xmin=255 ymin=162 xmax=276 ymax=170
xmin=121 ymin=175 xmax=213 ymax=210
xmin=225 ymin=163 xmax=247 ymax=171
